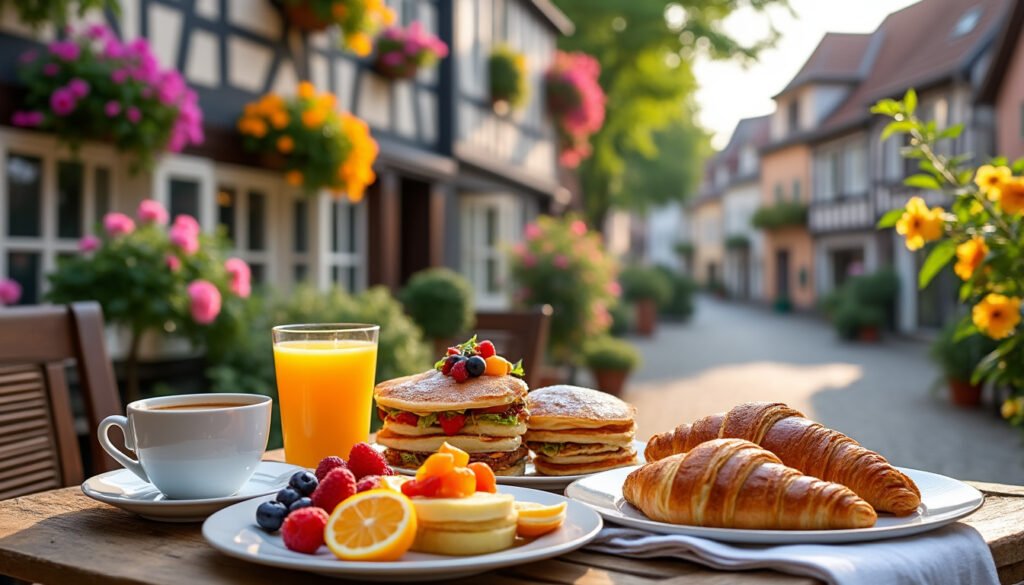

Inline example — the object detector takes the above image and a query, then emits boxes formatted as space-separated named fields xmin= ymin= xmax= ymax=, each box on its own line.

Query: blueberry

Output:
xmin=288 ymin=470 xmax=319 ymax=496
xmin=288 ymin=497 xmax=313 ymax=512
xmin=276 ymin=487 xmax=301 ymax=507
xmin=465 ymin=356 xmax=486 ymax=377
xmin=256 ymin=500 xmax=288 ymax=532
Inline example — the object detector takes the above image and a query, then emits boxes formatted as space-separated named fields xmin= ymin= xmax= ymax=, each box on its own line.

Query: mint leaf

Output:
xmin=509 ymin=359 xmax=525 ymax=378
xmin=417 ymin=412 xmax=438 ymax=428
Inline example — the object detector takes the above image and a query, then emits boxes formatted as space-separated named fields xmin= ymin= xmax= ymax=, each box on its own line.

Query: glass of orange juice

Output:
xmin=271 ymin=323 xmax=379 ymax=468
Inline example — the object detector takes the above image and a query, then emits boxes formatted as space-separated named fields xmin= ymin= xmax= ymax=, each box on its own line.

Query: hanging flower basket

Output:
xmin=238 ymin=81 xmax=379 ymax=202
xmin=372 ymin=21 xmax=448 ymax=80
xmin=279 ymin=0 xmax=395 ymax=56
xmin=489 ymin=46 xmax=527 ymax=114
xmin=281 ymin=2 xmax=331 ymax=31
xmin=545 ymin=51 xmax=606 ymax=168
xmin=11 ymin=25 xmax=204 ymax=171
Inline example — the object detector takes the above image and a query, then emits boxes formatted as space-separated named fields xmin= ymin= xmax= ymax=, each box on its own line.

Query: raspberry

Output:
xmin=314 ymin=456 xmax=347 ymax=482
xmin=356 ymin=475 xmax=382 ymax=493
xmin=450 ymin=360 xmax=470 ymax=383
xmin=441 ymin=355 xmax=463 ymax=376
xmin=446 ymin=346 xmax=460 ymax=355
xmin=281 ymin=506 xmax=328 ymax=554
xmin=477 ymin=340 xmax=496 ymax=358
xmin=311 ymin=467 xmax=356 ymax=513
xmin=348 ymin=442 xmax=393 ymax=479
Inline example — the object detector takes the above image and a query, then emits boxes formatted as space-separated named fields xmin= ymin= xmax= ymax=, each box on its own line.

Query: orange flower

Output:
xmin=954 ymin=236 xmax=989 ymax=281
xmin=895 ymin=197 xmax=944 ymax=251
xmin=331 ymin=3 xmax=347 ymax=19
xmin=973 ymin=294 xmax=1022 ymax=340
xmin=298 ymin=81 xmax=316 ymax=100
xmin=348 ymin=32 xmax=372 ymax=57
xmin=316 ymin=93 xmax=337 ymax=111
xmin=999 ymin=178 xmax=1024 ymax=215
xmin=270 ymin=110 xmax=289 ymax=130
xmin=277 ymin=135 xmax=295 ymax=154
xmin=302 ymin=108 xmax=327 ymax=128
xmin=975 ymin=165 xmax=1012 ymax=201
xmin=336 ymin=112 xmax=379 ymax=202
xmin=285 ymin=170 xmax=303 ymax=186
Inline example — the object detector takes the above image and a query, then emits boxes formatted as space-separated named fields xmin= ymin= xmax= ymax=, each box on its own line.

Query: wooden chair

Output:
xmin=443 ymin=305 xmax=552 ymax=390
xmin=0 ymin=302 xmax=121 ymax=500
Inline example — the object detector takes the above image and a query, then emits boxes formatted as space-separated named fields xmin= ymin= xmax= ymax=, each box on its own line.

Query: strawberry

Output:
xmin=400 ymin=475 xmax=442 ymax=498
xmin=450 ymin=360 xmax=470 ymax=383
xmin=477 ymin=340 xmax=496 ymax=358
xmin=281 ymin=507 xmax=328 ymax=554
xmin=438 ymin=412 xmax=466 ymax=436
xmin=392 ymin=412 xmax=419 ymax=426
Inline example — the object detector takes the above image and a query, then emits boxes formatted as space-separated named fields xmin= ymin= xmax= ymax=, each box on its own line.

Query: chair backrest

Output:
xmin=453 ymin=305 xmax=552 ymax=390
xmin=0 ymin=302 xmax=121 ymax=499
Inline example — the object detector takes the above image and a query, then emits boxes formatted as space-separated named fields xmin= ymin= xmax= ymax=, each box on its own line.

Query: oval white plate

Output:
xmin=203 ymin=485 xmax=602 ymax=582
xmin=82 ymin=461 xmax=302 ymax=523
xmin=382 ymin=440 xmax=647 ymax=491
xmin=565 ymin=466 xmax=984 ymax=544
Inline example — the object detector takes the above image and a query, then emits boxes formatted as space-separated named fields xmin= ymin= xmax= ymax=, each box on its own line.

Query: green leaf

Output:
xmin=919 ymin=240 xmax=956 ymax=289
xmin=870 ymin=99 xmax=901 ymax=117
xmin=904 ymin=88 xmax=917 ymax=116
xmin=952 ymin=319 xmax=979 ymax=342
xmin=904 ymin=174 xmax=941 ymax=190
xmin=1012 ymin=157 xmax=1024 ymax=175
xmin=939 ymin=125 xmax=964 ymax=140
xmin=971 ymin=349 xmax=1000 ymax=385
xmin=957 ymin=169 xmax=975 ymax=186
xmin=959 ymin=281 xmax=973 ymax=302
xmin=882 ymin=121 xmax=915 ymax=141
xmin=992 ymin=156 xmax=1009 ymax=167
xmin=877 ymin=208 xmax=905 ymax=229
xmin=509 ymin=359 xmax=525 ymax=378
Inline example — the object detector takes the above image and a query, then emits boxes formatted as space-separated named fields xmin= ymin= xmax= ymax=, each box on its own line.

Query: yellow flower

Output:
xmin=975 ymin=165 xmax=1012 ymax=201
xmin=1002 ymin=398 xmax=1024 ymax=419
xmin=277 ymin=135 xmax=294 ymax=154
xmin=298 ymin=81 xmax=316 ymax=100
xmin=954 ymin=236 xmax=989 ymax=281
xmin=285 ymin=170 xmax=304 ymax=186
xmin=895 ymin=197 xmax=945 ymax=251
xmin=972 ymin=293 xmax=1022 ymax=340
xmin=270 ymin=110 xmax=289 ymax=130
xmin=316 ymin=93 xmax=337 ymax=111
xmin=999 ymin=177 xmax=1024 ymax=215
xmin=348 ymin=32 xmax=372 ymax=57
xmin=301 ymin=108 xmax=327 ymax=128
xmin=380 ymin=6 xmax=396 ymax=25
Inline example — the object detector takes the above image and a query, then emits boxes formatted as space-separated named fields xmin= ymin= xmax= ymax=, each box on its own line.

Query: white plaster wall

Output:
xmin=646 ymin=202 xmax=683 ymax=269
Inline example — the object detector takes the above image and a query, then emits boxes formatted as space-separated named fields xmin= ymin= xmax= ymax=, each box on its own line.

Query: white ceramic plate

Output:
xmin=202 ymin=485 xmax=603 ymax=582
xmin=82 ymin=461 xmax=302 ymax=522
xmin=565 ymin=466 xmax=983 ymax=544
xmin=382 ymin=440 xmax=647 ymax=491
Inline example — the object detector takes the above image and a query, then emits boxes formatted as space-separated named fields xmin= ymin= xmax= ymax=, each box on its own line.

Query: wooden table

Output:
xmin=1 ymin=452 xmax=1023 ymax=585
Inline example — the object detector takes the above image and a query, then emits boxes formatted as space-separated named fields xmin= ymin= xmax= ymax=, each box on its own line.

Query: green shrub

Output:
xmin=620 ymin=266 xmax=672 ymax=306
xmin=751 ymin=201 xmax=808 ymax=230
xmin=400 ymin=268 xmax=475 ymax=340
xmin=834 ymin=302 xmax=883 ymax=340
xmin=930 ymin=320 xmax=998 ymax=381
xmin=674 ymin=241 xmax=694 ymax=256
xmin=609 ymin=301 xmax=632 ymax=337
xmin=656 ymin=266 xmax=696 ymax=320
xmin=849 ymin=269 xmax=899 ymax=307
xmin=725 ymin=235 xmax=750 ymax=249
xmin=489 ymin=45 xmax=527 ymax=108
xmin=826 ymin=269 xmax=899 ymax=337
xmin=583 ymin=336 xmax=641 ymax=372
xmin=819 ymin=290 xmax=845 ymax=320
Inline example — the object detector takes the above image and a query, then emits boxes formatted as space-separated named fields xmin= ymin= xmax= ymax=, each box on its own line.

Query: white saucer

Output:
xmin=82 ymin=461 xmax=303 ymax=522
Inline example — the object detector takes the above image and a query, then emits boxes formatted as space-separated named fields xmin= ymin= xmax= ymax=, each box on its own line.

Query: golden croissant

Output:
xmin=623 ymin=439 xmax=877 ymax=529
xmin=644 ymin=402 xmax=920 ymax=516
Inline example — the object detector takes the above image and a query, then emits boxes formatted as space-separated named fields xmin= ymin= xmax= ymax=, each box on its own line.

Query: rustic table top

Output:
xmin=1 ymin=451 xmax=1022 ymax=585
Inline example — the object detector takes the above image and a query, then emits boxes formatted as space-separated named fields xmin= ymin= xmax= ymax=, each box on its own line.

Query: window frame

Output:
xmin=460 ymin=194 xmax=521 ymax=310
xmin=214 ymin=165 xmax=284 ymax=287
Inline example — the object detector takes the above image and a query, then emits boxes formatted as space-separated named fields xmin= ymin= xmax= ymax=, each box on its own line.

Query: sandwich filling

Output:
xmin=378 ymin=401 xmax=527 ymax=436
xmin=384 ymin=445 xmax=529 ymax=473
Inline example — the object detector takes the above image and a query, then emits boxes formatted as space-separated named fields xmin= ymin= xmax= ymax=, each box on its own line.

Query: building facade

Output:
xmin=0 ymin=0 xmax=570 ymax=308
xmin=719 ymin=116 xmax=770 ymax=301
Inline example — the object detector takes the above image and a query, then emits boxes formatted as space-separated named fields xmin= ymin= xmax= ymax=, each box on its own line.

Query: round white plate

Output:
xmin=382 ymin=440 xmax=647 ymax=491
xmin=565 ymin=466 xmax=984 ymax=544
xmin=82 ymin=461 xmax=302 ymax=522
xmin=202 ymin=485 xmax=603 ymax=582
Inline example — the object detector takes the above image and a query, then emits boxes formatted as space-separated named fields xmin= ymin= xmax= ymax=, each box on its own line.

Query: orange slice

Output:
xmin=514 ymin=501 xmax=567 ymax=538
xmin=325 ymin=489 xmax=417 ymax=561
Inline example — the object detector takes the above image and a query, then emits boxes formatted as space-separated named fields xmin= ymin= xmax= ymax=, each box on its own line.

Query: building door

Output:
xmin=831 ymin=248 xmax=864 ymax=289
xmin=707 ymin=263 xmax=718 ymax=286
xmin=737 ymin=249 xmax=750 ymax=299
xmin=398 ymin=177 xmax=434 ymax=285
xmin=776 ymin=249 xmax=790 ymax=300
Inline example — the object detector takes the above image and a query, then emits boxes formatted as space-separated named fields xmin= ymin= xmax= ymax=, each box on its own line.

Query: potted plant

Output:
xmin=545 ymin=51 xmax=606 ymax=168
xmin=751 ymin=201 xmax=809 ymax=230
xmin=373 ymin=22 xmax=448 ymax=80
xmin=583 ymin=336 xmax=640 ymax=396
xmin=5 ymin=0 xmax=116 ymax=29
xmin=399 ymin=268 xmax=475 ymax=355
xmin=278 ymin=0 xmax=394 ymax=55
xmin=489 ymin=45 xmax=527 ymax=115
xmin=619 ymin=266 xmax=672 ymax=337
xmin=930 ymin=322 xmax=997 ymax=407
xmin=11 ymin=25 xmax=204 ymax=171
xmin=834 ymin=302 xmax=883 ymax=343
xmin=657 ymin=267 xmax=696 ymax=322
xmin=238 ymin=82 xmax=378 ymax=201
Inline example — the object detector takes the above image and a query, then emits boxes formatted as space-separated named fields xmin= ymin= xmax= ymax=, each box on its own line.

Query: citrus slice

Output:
xmin=380 ymin=475 xmax=409 ymax=492
xmin=514 ymin=501 xmax=567 ymax=538
xmin=325 ymin=489 xmax=417 ymax=561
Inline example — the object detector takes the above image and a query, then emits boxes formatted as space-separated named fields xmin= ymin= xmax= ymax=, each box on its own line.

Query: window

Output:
xmin=845 ymin=140 xmax=868 ymax=195
xmin=215 ymin=176 xmax=275 ymax=286
xmin=7 ymin=154 xmax=42 ymax=237
xmin=169 ymin=178 xmax=201 ymax=220
xmin=787 ymin=100 xmax=800 ymax=134
xmin=774 ymin=182 xmax=784 ymax=203
xmin=328 ymin=198 xmax=366 ymax=292
xmin=792 ymin=179 xmax=801 ymax=202
xmin=461 ymin=195 xmax=521 ymax=309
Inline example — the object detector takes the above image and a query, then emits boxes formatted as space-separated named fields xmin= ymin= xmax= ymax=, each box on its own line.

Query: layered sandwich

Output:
xmin=374 ymin=337 xmax=529 ymax=476
xmin=525 ymin=385 xmax=638 ymax=476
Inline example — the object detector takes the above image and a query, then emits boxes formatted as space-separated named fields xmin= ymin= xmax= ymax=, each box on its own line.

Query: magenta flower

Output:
xmin=103 ymin=212 xmax=135 ymax=237
xmin=187 ymin=280 xmax=222 ymax=325
xmin=0 ymin=279 xmax=21 ymax=306
xmin=173 ymin=214 xmax=200 ymax=235
xmin=166 ymin=255 xmax=182 ymax=272
xmin=553 ymin=255 xmax=569 ymax=269
xmin=50 ymin=88 xmax=77 ymax=116
xmin=86 ymin=24 xmax=109 ymax=40
xmin=104 ymin=101 xmax=121 ymax=117
xmin=42 ymin=63 xmax=59 ymax=77
xmin=11 ymin=111 xmax=44 ymax=127
xmin=136 ymin=199 xmax=169 ymax=225
xmin=224 ymin=258 xmax=252 ymax=298
xmin=169 ymin=224 xmax=200 ymax=255
xmin=381 ymin=52 xmax=404 ymax=67
xmin=48 ymin=40 xmax=80 ymax=61
xmin=111 ymin=68 xmax=129 ymax=84
xmin=78 ymin=235 xmax=100 ymax=252
xmin=67 ymin=78 xmax=90 ymax=98
xmin=126 ymin=107 xmax=141 ymax=124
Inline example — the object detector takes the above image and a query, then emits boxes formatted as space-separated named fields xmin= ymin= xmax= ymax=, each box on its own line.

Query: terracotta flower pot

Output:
xmin=634 ymin=298 xmax=657 ymax=337
xmin=858 ymin=326 xmax=880 ymax=343
xmin=949 ymin=378 xmax=983 ymax=408
xmin=283 ymin=3 xmax=330 ymax=31
xmin=591 ymin=368 xmax=628 ymax=397
xmin=373 ymin=59 xmax=418 ymax=80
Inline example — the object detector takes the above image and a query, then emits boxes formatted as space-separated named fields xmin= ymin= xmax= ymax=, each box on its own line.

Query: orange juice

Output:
xmin=273 ymin=339 xmax=378 ymax=467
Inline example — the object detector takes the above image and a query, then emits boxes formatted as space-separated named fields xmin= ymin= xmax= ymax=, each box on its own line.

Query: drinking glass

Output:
xmin=272 ymin=323 xmax=379 ymax=467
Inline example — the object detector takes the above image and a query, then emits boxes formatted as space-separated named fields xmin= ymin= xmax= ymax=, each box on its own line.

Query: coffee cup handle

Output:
xmin=98 ymin=415 xmax=149 ymax=483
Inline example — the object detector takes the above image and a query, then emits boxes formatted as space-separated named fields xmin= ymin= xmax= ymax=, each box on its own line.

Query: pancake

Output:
xmin=532 ymin=451 xmax=639 ymax=476
xmin=386 ymin=420 xmax=527 ymax=437
xmin=524 ymin=424 xmax=636 ymax=446
xmin=375 ymin=370 xmax=528 ymax=412
xmin=527 ymin=442 xmax=624 ymax=457
xmin=527 ymin=385 xmax=637 ymax=430
xmin=377 ymin=427 xmax=521 ymax=453
xmin=537 ymin=446 xmax=635 ymax=465
xmin=384 ymin=446 xmax=529 ymax=476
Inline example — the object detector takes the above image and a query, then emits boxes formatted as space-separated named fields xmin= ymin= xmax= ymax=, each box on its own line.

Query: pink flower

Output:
xmin=42 ymin=63 xmax=59 ymax=77
xmin=553 ymin=255 xmax=569 ymax=269
xmin=136 ymin=199 xmax=168 ymax=225
xmin=381 ymin=52 xmax=404 ymax=67
xmin=570 ymin=220 xmax=587 ymax=236
xmin=607 ymin=281 xmax=622 ymax=297
xmin=103 ymin=39 xmax=126 ymax=59
xmin=173 ymin=214 xmax=200 ymax=235
xmin=49 ymin=88 xmax=77 ymax=116
xmin=187 ymin=280 xmax=222 ymax=325
xmin=111 ymin=68 xmax=129 ymax=84
xmin=48 ymin=40 xmax=80 ymax=61
xmin=169 ymin=224 xmax=200 ymax=255
xmin=224 ymin=258 xmax=252 ymax=298
xmin=11 ymin=111 xmax=44 ymax=127
xmin=78 ymin=235 xmax=100 ymax=252
xmin=126 ymin=107 xmax=141 ymax=124
xmin=524 ymin=223 xmax=542 ymax=240
xmin=0 ymin=279 xmax=21 ymax=306
xmin=67 ymin=78 xmax=90 ymax=98
xmin=104 ymin=101 xmax=121 ymax=117
xmin=103 ymin=212 xmax=135 ymax=237
xmin=523 ymin=253 xmax=537 ymax=268
xmin=86 ymin=24 xmax=110 ymax=40
xmin=166 ymin=255 xmax=182 ymax=272
xmin=511 ymin=242 xmax=526 ymax=256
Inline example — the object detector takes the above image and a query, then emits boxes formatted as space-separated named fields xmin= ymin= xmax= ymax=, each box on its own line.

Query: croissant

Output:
xmin=623 ymin=439 xmax=877 ymax=529
xmin=644 ymin=402 xmax=921 ymax=516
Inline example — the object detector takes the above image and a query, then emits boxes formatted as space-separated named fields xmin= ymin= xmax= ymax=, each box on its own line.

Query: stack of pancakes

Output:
xmin=410 ymin=492 xmax=517 ymax=555
xmin=525 ymin=385 xmax=638 ymax=476
xmin=374 ymin=370 xmax=529 ymax=475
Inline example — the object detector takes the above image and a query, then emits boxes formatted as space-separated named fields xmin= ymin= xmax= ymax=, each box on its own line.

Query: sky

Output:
xmin=693 ymin=0 xmax=920 ymax=150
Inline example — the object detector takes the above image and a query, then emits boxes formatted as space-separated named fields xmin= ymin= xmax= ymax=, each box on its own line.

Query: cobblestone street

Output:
xmin=616 ymin=296 xmax=1024 ymax=484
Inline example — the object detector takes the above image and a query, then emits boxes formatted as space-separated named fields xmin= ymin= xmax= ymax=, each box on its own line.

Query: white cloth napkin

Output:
xmin=585 ymin=525 xmax=999 ymax=585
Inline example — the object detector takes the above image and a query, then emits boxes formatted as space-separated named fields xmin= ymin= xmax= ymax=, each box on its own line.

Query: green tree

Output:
xmin=552 ymin=0 xmax=789 ymax=225
xmin=621 ymin=114 xmax=711 ymax=212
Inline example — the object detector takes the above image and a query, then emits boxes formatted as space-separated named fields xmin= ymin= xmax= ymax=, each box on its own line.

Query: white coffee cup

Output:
xmin=98 ymin=393 xmax=272 ymax=500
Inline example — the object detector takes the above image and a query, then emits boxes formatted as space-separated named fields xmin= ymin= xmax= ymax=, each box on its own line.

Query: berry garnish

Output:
xmin=477 ymin=340 xmax=496 ymax=358
xmin=356 ymin=475 xmax=382 ymax=493
xmin=441 ymin=354 xmax=464 ymax=376
xmin=450 ymin=360 xmax=470 ymax=383
xmin=400 ymin=475 xmax=442 ymax=498
xmin=446 ymin=346 xmax=460 ymax=356
xmin=315 ymin=456 xmax=347 ymax=482
xmin=438 ymin=412 xmax=467 ymax=436
xmin=348 ymin=442 xmax=393 ymax=479
xmin=289 ymin=497 xmax=313 ymax=512
xmin=312 ymin=467 xmax=357 ymax=513
xmin=434 ymin=336 xmax=524 ymax=382
xmin=465 ymin=356 xmax=486 ymax=377
xmin=289 ymin=470 xmax=319 ymax=496
xmin=281 ymin=507 xmax=329 ymax=554
xmin=276 ymin=487 xmax=301 ymax=508
xmin=256 ymin=500 xmax=288 ymax=532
